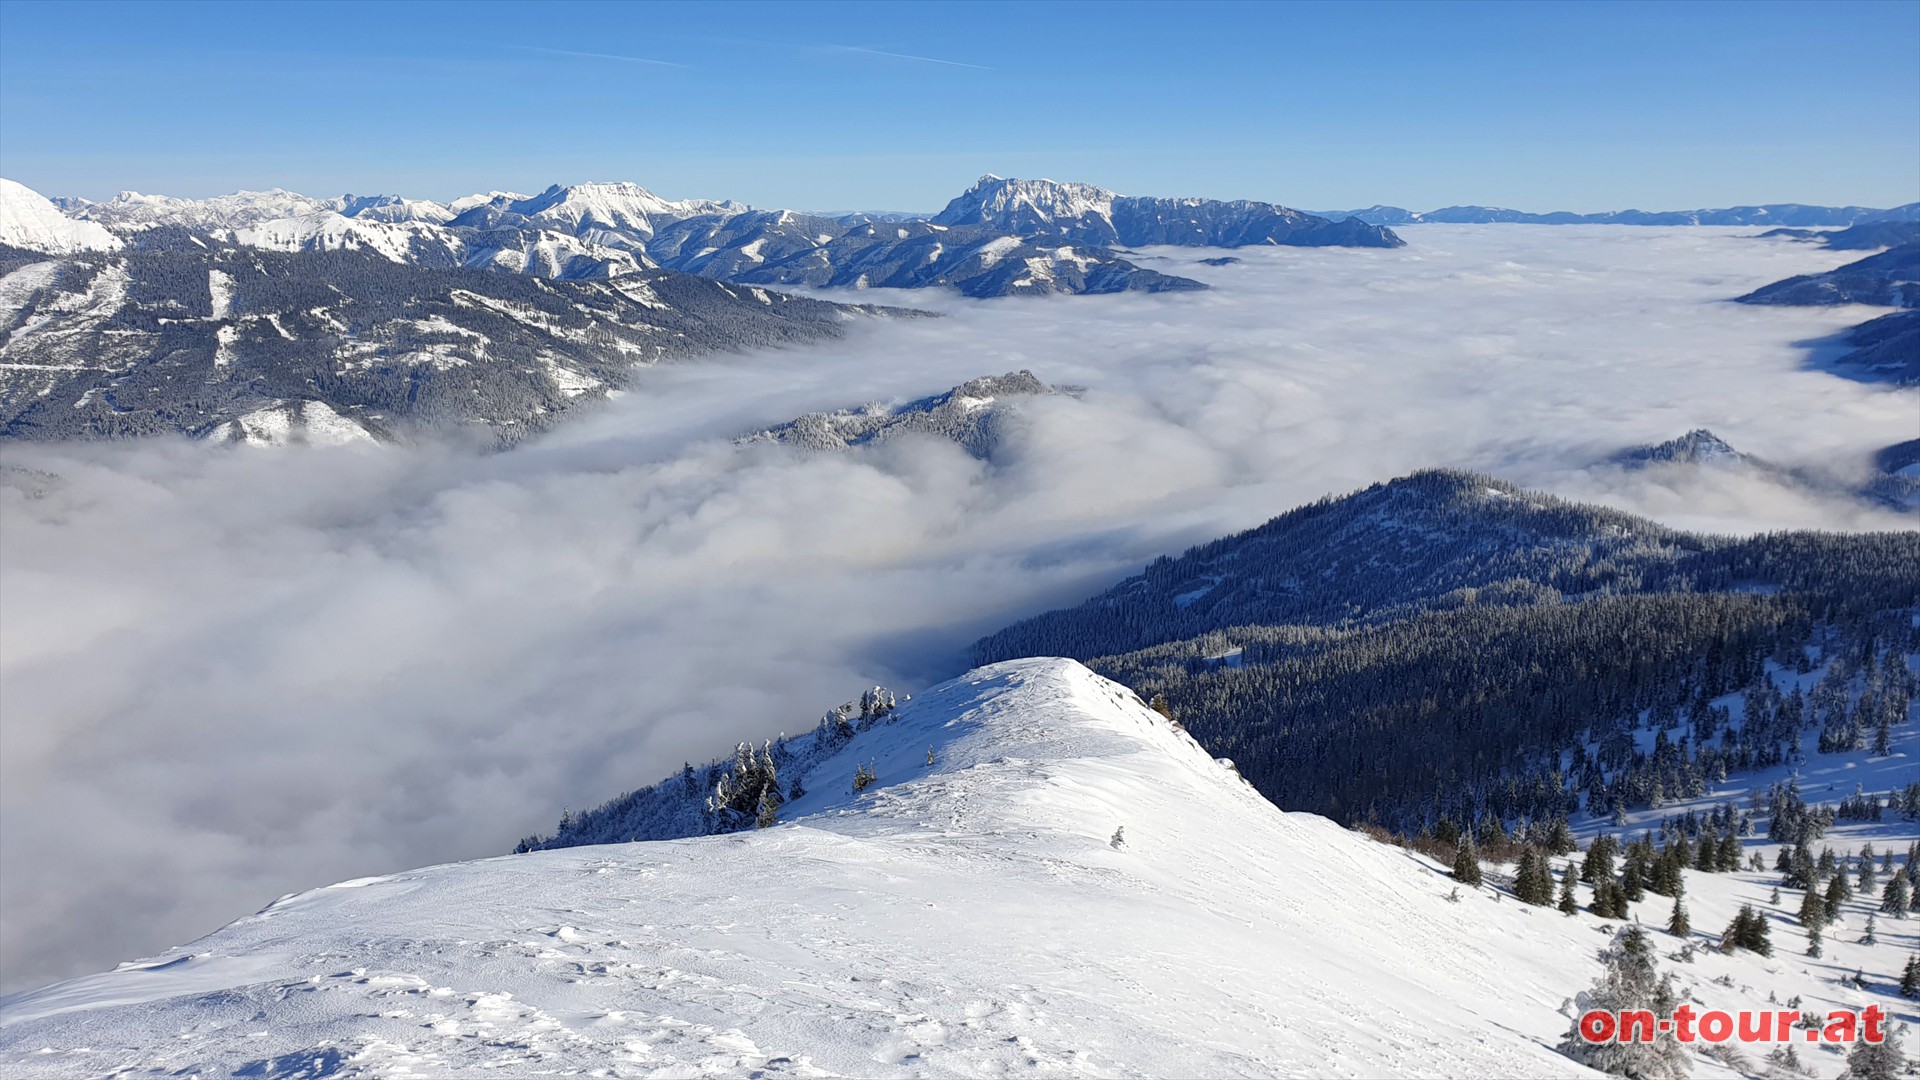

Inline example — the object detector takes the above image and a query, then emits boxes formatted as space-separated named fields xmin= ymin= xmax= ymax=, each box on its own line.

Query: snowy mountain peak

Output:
xmin=1617 ymin=428 xmax=1747 ymax=466
xmin=934 ymin=175 xmax=1120 ymax=231
xmin=0 ymin=657 xmax=1606 ymax=1076
xmin=933 ymin=175 xmax=1404 ymax=249
xmin=0 ymin=178 xmax=122 ymax=253
xmin=495 ymin=182 xmax=743 ymax=235
xmin=338 ymin=193 xmax=455 ymax=224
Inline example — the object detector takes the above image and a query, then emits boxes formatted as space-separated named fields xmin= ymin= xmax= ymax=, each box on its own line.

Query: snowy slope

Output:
xmin=0 ymin=658 xmax=1620 ymax=1078
xmin=0 ymin=179 xmax=121 ymax=253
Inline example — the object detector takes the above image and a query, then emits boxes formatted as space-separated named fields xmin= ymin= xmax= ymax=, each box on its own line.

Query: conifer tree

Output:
xmin=1582 ymin=835 xmax=1618 ymax=884
xmin=1546 ymin=817 xmax=1576 ymax=855
xmin=1805 ymin=923 xmax=1821 ymax=958
xmin=1799 ymin=888 xmax=1827 ymax=931
xmin=1667 ymin=896 xmax=1690 ymax=937
xmin=1863 ymin=913 xmax=1877 ymax=945
xmin=1901 ymin=954 xmax=1920 ymax=999
xmin=1559 ymin=926 xmax=1690 ymax=1079
xmin=1883 ymin=873 xmax=1912 ymax=918
xmin=1558 ymin=864 xmax=1579 ymax=915
xmin=1716 ymin=832 xmax=1740 ymax=872
xmin=1722 ymin=905 xmax=1772 ymax=956
xmin=1622 ymin=848 xmax=1648 ymax=902
xmin=1845 ymin=1024 xmax=1908 ymax=1080
xmin=1515 ymin=848 xmax=1544 ymax=904
xmin=1825 ymin=872 xmax=1852 ymax=920
xmin=1452 ymin=835 xmax=1483 ymax=887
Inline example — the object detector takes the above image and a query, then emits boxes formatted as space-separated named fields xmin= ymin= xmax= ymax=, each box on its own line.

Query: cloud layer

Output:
xmin=2 ymin=225 xmax=1912 ymax=993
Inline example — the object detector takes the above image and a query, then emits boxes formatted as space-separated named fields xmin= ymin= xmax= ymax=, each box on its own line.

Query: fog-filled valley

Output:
xmin=2 ymin=223 xmax=1914 ymax=996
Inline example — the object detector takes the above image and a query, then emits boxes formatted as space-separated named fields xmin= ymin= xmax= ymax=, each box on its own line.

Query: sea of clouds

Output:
xmin=1 ymin=225 xmax=1913 ymax=994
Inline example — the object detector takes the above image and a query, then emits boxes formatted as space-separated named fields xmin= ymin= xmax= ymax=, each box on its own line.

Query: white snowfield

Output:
xmin=1 ymin=658 xmax=1909 ymax=1077
xmin=0 ymin=179 xmax=121 ymax=253
xmin=0 ymin=659 xmax=1606 ymax=1077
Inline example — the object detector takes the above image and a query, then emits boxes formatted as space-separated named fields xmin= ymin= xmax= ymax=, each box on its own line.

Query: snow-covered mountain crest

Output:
xmin=933 ymin=174 xmax=1119 ymax=232
xmin=457 ymin=181 xmax=745 ymax=238
xmin=0 ymin=657 xmax=1606 ymax=1076
xmin=0 ymin=179 xmax=121 ymax=253
xmin=934 ymin=174 xmax=1407 ymax=249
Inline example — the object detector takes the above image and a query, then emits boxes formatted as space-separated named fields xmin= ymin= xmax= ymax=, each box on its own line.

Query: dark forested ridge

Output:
xmin=971 ymin=470 xmax=1920 ymax=830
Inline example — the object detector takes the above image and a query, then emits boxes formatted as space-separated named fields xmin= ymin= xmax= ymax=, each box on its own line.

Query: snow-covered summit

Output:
xmin=933 ymin=174 xmax=1120 ymax=234
xmin=0 ymin=658 xmax=1605 ymax=1076
xmin=0 ymin=178 xmax=121 ymax=253
xmin=453 ymin=182 xmax=745 ymax=238
xmin=1614 ymin=428 xmax=1748 ymax=467
xmin=934 ymin=174 xmax=1406 ymax=249
xmin=338 ymin=193 xmax=457 ymax=225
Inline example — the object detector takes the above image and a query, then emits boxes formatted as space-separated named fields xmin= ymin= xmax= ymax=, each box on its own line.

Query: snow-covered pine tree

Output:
xmin=1558 ymin=926 xmax=1690 ymax=1079
xmin=1559 ymin=864 xmax=1579 ymax=915
xmin=1844 ymin=1024 xmax=1908 ymax=1080
xmin=1901 ymin=954 xmax=1919 ymax=999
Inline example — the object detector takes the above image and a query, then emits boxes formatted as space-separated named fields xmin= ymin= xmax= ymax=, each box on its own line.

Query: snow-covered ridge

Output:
xmin=0 ymin=658 xmax=1605 ymax=1076
xmin=933 ymin=173 xmax=1118 ymax=228
xmin=0 ymin=179 xmax=121 ymax=253
xmin=738 ymin=370 xmax=1057 ymax=459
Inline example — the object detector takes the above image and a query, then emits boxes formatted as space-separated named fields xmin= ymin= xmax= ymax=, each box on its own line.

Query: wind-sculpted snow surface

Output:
xmin=0 ymin=659 xmax=1603 ymax=1077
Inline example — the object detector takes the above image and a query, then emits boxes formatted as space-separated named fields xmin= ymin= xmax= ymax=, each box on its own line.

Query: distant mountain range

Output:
xmin=23 ymin=175 xmax=1403 ymax=301
xmin=0 ymin=174 xmax=1414 ymax=443
xmin=1317 ymin=202 xmax=1920 ymax=227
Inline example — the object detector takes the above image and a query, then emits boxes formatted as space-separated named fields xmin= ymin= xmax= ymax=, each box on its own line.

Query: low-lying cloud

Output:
xmin=2 ymin=225 xmax=1912 ymax=994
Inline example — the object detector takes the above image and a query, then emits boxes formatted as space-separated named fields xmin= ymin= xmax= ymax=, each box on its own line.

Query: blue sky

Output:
xmin=1 ymin=0 xmax=1915 ymax=212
